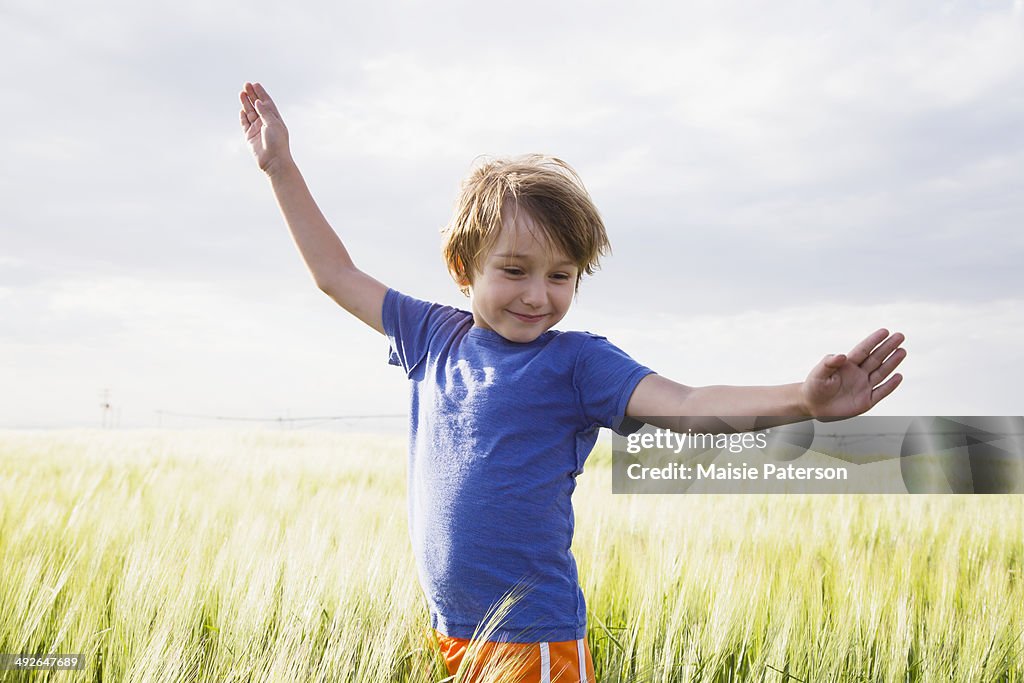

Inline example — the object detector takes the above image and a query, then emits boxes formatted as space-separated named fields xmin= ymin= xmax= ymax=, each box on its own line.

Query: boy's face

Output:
xmin=467 ymin=209 xmax=578 ymax=343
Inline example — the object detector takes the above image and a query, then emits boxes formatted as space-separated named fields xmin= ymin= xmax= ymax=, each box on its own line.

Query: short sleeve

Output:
xmin=572 ymin=334 xmax=655 ymax=435
xmin=382 ymin=288 xmax=467 ymax=377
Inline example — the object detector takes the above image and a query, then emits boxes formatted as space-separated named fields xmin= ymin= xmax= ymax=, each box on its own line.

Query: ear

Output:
xmin=452 ymin=271 xmax=472 ymax=297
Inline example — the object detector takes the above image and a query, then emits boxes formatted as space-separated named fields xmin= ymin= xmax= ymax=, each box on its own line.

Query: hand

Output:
xmin=239 ymin=82 xmax=292 ymax=175
xmin=801 ymin=329 xmax=906 ymax=419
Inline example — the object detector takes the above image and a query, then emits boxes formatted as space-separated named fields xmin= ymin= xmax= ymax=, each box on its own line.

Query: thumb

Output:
xmin=822 ymin=353 xmax=847 ymax=372
xmin=253 ymin=98 xmax=271 ymax=121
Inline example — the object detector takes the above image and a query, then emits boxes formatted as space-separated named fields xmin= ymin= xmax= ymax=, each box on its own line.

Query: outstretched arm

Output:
xmin=240 ymin=81 xmax=387 ymax=334
xmin=625 ymin=329 xmax=906 ymax=432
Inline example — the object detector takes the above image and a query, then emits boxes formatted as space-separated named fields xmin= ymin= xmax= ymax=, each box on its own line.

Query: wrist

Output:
xmin=264 ymin=154 xmax=298 ymax=181
xmin=794 ymin=382 xmax=813 ymax=418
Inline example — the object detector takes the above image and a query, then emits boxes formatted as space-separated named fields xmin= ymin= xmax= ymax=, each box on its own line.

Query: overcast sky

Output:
xmin=2 ymin=0 xmax=1022 ymax=429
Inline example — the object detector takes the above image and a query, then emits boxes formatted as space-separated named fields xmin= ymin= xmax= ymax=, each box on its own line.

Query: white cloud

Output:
xmin=3 ymin=0 xmax=1022 ymax=427
xmin=290 ymin=54 xmax=618 ymax=164
xmin=571 ymin=298 xmax=1024 ymax=415
xmin=4 ymin=275 xmax=404 ymax=428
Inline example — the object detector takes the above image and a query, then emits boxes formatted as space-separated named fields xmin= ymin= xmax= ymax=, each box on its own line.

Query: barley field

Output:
xmin=1 ymin=430 xmax=1021 ymax=682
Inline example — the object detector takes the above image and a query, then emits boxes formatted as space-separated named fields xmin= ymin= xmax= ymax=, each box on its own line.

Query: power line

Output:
xmin=154 ymin=410 xmax=404 ymax=424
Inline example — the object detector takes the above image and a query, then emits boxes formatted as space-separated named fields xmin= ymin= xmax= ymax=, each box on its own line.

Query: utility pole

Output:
xmin=99 ymin=388 xmax=112 ymax=429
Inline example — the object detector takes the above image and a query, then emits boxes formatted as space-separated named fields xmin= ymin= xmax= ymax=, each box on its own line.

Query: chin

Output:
xmin=502 ymin=330 xmax=539 ymax=343
xmin=497 ymin=325 xmax=546 ymax=343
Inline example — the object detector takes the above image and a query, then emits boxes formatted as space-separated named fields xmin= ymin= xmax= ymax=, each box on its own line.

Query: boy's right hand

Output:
xmin=239 ymin=82 xmax=292 ymax=176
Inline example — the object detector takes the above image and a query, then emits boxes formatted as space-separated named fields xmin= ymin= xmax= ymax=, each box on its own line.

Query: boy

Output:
xmin=239 ymin=81 xmax=906 ymax=682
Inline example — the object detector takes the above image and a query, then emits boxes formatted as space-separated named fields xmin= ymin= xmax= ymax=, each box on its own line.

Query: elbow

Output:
xmin=315 ymin=277 xmax=334 ymax=295
xmin=313 ymin=264 xmax=354 ymax=298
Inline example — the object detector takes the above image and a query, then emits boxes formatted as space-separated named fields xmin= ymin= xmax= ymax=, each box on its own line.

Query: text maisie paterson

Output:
xmin=626 ymin=462 xmax=849 ymax=481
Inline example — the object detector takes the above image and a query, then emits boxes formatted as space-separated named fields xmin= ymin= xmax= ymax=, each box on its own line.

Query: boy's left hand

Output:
xmin=801 ymin=329 xmax=906 ymax=418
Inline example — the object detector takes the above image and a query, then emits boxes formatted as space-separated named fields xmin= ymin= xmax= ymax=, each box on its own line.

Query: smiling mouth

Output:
xmin=508 ymin=311 xmax=548 ymax=323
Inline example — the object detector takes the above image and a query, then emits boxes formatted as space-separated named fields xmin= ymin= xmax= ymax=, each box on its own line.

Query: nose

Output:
xmin=520 ymin=276 xmax=547 ymax=309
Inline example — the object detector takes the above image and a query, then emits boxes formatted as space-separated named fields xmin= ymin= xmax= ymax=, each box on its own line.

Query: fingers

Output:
xmin=240 ymin=88 xmax=258 ymax=130
xmin=253 ymin=97 xmax=272 ymax=120
xmin=240 ymin=86 xmax=255 ymax=112
xmin=251 ymin=81 xmax=272 ymax=102
xmin=861 ymin=331 xmax=906 ymax=375
xmin=246 ymin=81 xmax=280 ymax=119
xmin=240 ymin=81 xmax=277 ymax=121
xmin=870 ymin=373 xmax=903 ymax=406
xmin=846 ymin=329 xmax=890 ymax=366
xmin=868 ymin=346 xmax=907 ymax=386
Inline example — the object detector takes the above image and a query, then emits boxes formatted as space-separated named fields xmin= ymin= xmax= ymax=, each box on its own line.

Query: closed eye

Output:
xmin=550 ymin=272 xmax=572 ymax=281
xmin=502 ymin=267 xmax=524 ymax=276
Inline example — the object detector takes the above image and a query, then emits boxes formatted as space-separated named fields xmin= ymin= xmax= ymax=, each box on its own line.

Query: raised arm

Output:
xmin=626 ymin=329 xmax=906 ymax=432
xmin=240 ymin=82 xmax=387 ymax=334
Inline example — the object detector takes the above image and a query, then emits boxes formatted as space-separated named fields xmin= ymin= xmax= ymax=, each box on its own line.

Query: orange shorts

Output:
xmin=435 ymin=630 xmax=596 ymax=683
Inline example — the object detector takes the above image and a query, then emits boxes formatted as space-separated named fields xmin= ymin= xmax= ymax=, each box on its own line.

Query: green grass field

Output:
xmin=1 ymin=430 xmax=1021 ymax=682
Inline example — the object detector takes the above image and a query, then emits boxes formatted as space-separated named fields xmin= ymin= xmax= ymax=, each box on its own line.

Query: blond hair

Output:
xmin=441 ymin=154 xmax=611 ymax=295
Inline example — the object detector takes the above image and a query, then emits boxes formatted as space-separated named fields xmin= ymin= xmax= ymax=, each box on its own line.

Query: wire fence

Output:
xmin=154 ymin=410 xmax=406 ymax=432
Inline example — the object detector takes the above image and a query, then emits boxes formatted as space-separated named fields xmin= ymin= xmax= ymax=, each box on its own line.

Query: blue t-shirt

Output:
xmin=383 ymin=288 xmax=654 ymax=642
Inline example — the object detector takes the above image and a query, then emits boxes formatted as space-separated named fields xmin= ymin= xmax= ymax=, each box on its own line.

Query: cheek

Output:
xmin=478 ymin=280 xmax=511 ymax=305
xmin=553 ymin=288 xmax=574 ymax=311
xmin=497 ymin=279 xmax=521 ymax=298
